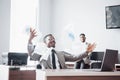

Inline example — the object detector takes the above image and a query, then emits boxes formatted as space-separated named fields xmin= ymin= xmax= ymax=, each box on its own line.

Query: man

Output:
xmin=28 ymin=28 xmax=96 ymax=69
xmin=75 ymin=33 xmax=91 ymax=69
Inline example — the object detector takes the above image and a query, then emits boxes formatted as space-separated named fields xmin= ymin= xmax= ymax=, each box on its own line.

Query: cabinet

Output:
xmin=9 ymin=70 xmax=36 ymax=80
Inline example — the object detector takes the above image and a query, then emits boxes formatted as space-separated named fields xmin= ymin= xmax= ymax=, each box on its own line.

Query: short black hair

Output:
xmin=79 ymin=33 xmax=85 ymax=37
xmin=43 ymin=34 xmax=53 ymax=43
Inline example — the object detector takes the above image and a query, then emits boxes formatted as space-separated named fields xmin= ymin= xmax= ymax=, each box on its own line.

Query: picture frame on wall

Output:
xmin=106 ymin=5 xmax=120 ymax=29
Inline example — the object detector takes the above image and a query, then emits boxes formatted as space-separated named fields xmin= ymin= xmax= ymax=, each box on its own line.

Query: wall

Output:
xmin=39 ymin=0 xmax=52 ymax=40
xmin=0 ymin=0 xmax=52 ymax=64
xmin=0 ymin=0 xmax=120 ymax=64
xmin=0 ymin=0 xmax=10 ymax=64
xmin=51 ymin=0 xmax=120 ymax=52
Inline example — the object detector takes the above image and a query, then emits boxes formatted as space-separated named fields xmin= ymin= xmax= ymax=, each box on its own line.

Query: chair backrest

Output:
xmin=90 ymin=52 xmax=104 ymax=61
xmin=8 ymin=52 xmax=28 ymax=66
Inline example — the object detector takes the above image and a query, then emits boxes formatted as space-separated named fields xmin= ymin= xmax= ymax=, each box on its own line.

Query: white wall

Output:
xmin=39 ymin=0 xmax=52 ymax=40
xmin=0 ymin=0 xmax=120 ymax=64
xmin=0 ymin=0 xmax=52 ymax=64
xmin=0 ymin=0 xmax=10 ymax=52
xmin=51 ymin=0 xmax=120 ymax=52
xmin=0 ymin=0 xmax=10 ymax=64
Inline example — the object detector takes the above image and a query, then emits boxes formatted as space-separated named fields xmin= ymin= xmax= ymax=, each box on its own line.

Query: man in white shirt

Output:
xmin=75 ymin=33 xmax=91 ymax=69
xmin=28 ymin=28 xmax=96 ymax=69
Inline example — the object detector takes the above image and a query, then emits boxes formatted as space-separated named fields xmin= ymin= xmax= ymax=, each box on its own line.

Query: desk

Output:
xmin=36 ymin=69 xmax=120 ymax=80
xmin=0 ymin=65 xmax=36 ymax=80
xmin=1 ymin=65 xmax=120 ymax=80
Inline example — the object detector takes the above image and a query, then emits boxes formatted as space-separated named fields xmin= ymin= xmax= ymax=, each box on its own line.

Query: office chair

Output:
xmin=89 ymin=52 xmax=104 ymax=69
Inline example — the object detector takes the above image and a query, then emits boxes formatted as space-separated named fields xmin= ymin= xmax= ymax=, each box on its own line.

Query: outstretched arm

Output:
xmin=27 ymin=28 xmax=37 ymax=56
xmin=64 ymin=43 xmax=96 ymax=62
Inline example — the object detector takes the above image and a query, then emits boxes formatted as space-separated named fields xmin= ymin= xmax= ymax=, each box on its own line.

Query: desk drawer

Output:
xmin=9 ymin=70 xmax=36 ymax=80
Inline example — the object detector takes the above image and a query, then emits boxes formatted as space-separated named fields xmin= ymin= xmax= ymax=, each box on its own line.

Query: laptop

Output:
xmin=82 ymin=49 xmax=118 ymax=72
xmin=100 ymin=49 xmax=118 ymax=71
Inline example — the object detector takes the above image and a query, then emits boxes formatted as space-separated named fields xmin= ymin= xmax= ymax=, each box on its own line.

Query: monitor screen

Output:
xmin=8 ymin=52 xmax=28 ymax=66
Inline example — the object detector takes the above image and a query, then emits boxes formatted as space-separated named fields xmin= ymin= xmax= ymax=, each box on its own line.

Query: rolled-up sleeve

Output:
xmin=27 ymin=43 xmax=35 ymax=56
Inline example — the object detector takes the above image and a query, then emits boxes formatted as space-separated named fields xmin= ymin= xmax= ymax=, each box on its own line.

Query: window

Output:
xmin=10 ymin=0 xmax=39 ymax=52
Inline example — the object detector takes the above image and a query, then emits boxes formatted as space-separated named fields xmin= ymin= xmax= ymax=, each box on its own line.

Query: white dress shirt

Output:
xmin=72 ymin=41 xmax=91 ymax=64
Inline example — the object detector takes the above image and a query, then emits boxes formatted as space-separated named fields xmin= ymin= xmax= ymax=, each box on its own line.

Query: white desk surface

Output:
xmin=0 ymin=65 xmax=9 ymax=80
xmin=0 ymin=65 xmax=36 ymax=71
xmin=36 ymin=69 xmax=120 ymax=76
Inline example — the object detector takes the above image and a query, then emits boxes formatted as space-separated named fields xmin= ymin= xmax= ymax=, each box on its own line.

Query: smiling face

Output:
xmin=44 ymin=34 xmax=56 ymax=48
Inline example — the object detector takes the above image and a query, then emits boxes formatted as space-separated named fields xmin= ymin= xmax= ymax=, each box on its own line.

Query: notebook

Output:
xmin=82 ymin=49 xmax=118 ymax=72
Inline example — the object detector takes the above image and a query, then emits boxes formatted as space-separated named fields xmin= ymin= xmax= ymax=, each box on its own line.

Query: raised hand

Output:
xmin=28 ymin=27 xmax=37 ymax=43
xmin=86 ymin=43 xmax=96 ymax=53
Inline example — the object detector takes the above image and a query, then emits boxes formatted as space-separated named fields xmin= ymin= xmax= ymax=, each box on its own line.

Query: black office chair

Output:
xmin=89 ymin=52 xmax=104 ymax=69
xmin=36 ymin=64 xmax=42 ymax=69
xmin=8 ymin=52 xmax=28 ymax=66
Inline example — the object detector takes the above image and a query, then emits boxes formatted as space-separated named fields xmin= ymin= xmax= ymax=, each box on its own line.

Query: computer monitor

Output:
xmin=8 ymin=52 xmax=28 ymax=66
xmin=101 ymin=49 xmax=118 ymax=71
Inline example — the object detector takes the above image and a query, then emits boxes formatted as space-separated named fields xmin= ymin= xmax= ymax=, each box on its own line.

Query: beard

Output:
xmin=48 ymin=41 xmax=56 ymax=48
